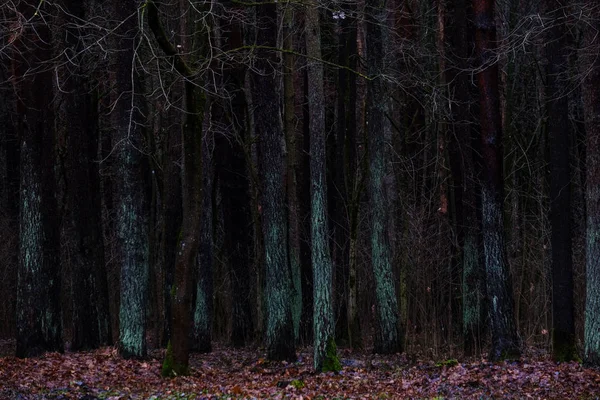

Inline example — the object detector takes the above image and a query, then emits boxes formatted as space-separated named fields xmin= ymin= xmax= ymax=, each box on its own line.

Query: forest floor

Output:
xmin=1 ymin=340 xmax=600 ymax=399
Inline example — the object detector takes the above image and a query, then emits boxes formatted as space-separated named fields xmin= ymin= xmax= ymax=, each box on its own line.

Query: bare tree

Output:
xmin=472 ymin=0 xmax=520 ymax=360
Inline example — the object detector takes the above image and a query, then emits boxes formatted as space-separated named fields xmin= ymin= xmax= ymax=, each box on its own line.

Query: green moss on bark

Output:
xmin=162 ymin=341 xmax=189 ymax=377
xmin=321 ymin=338 xmax=342 ymax=373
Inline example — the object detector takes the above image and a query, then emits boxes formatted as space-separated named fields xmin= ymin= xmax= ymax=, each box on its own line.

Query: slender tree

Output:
xmin=113 ymin=0 xmax=150 ymax=359
xmin=472 ymin=0 xmax=520 ymax=360
xmin=147 ymin=0 xmax=207 ymax=375
xmin=14 ymin=1 xmax=63 ymax=358
xmin=544 ymin=0 xmax=576 ymax=362
xmin=334 ymin=1 xmax=360 ymax=349
xmin=283 ymin=1 xmax=303 ymax=344
xmin=250 ymin=2 xmax=296 ymax=361
xmin=192 ymin=104 xmax=213 ymax=353
xmin=583 ymin=2 xmax=600 ymax=366
xmin=191 ymin=0 xmax=213 ymax=355
xmin=366 ymin=0 xmax=402 ymax=355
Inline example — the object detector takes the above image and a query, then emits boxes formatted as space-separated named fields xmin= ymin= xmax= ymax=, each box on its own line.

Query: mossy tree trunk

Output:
xmin=61 ymin=0 xmax=112 ymax=352
xmin=147 ymin=0 xmax=207 ymax=374
xmin=472 ymin=0 xmax=520 ymax=361
xmin=582 ymin=2 xmax=600 ymax=367
xmin=14 ymin=1 xmax=63 ymax=358
xmin=249 ymin=2 xmax=296 ymax=361
xmin=366 ymin=0 xmax=402 ymax=355
xmin=544 ymin=0 xmax=576 ymax=362
xmin=305 ymin=0 xmax=338 ymax=372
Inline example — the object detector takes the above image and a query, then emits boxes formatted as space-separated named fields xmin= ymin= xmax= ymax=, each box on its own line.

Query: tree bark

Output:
xmin=113 ymin=0 xmax=150 ymax=359
xmin=249 ymin=2 xmax=296 ymax=361
xmin=582 ymin=2 xmax=600 ymax=366
xmin=217 ymin=2 xmax=253 ymax=348
xmin=472 ymin=0 xmax=520 ymax=360
xmin=283 ymin=1 xmax=303 ymax=345
xmin=544 ymin=0 xmax=576 ymax=362
xmin=305 ymin=0 xmax=338 ymax=372
xmin=61 ymin=0 xmax=112 ymax=352
xmin=335 ymin=1 xmax=359 ymax=349
xmin=446 ymin=0 xmax=486 ymax=356
xmin=366 ymin=0 xmax=402 ymax=355
xmin=14 ymin=1 xmax=63 ymax=358
xmin=147 ymin=0 xmax=207 ymax=374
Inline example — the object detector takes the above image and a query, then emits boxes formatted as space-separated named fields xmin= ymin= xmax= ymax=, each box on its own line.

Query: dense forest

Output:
xmin=1 ymin=0 xmax=600 ymax=395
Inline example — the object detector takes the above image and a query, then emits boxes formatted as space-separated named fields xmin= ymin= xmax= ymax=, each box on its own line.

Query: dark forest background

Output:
xmin=1 ymin=0 xmax=600 ymax=374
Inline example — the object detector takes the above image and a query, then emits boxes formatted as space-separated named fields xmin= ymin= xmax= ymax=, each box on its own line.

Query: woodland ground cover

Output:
xmin=1 ymin=341 xmax=600 ymax=399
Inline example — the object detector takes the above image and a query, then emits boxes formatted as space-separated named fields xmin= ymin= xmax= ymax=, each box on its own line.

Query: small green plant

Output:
xmin=291 ymin=379 xmax=305 ymax=389
xmin=435 ymin=358 xmax=458 ymax=368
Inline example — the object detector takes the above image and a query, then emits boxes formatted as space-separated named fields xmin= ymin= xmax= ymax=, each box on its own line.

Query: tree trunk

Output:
xmin=159 ymin=102 xmax=183 ymax=347
xmin=192 ymin=99 xmax=213 ymax=353
xmin=0 ymin=51 xmax=19 ymax=341
xmin=366 ymin=0 xmax=402 ymax=355
xmin=472 ymin=0 xmax=520 ymax=360
xmin=582 ymin=2 xmax=600 ymax=366
xmin=250 ymin=2 xmax=296 ymax=361
xmin=217 ymin=13 xmax=253 ymax=343
xmin=283 ymin=1 xmax=303 ymax=345
xmin=147 ymin=0 xmax=207 ymax=374
xmin=446 ymin=0 xmax=486 ymax=356
xmin=61 ymin=0 xmax=112 ymax=352
xmin=545 ymin=0 xmax=576 ymax=362
xmin=113 ymin=0 xmax=150 ymax=359
xmin=14 ymin=1 xmax=63 ymax=358
xmin=335 ymin=1 xmax=359 ymax=348
xmin=305 ymin=0 xmax=339 ymax=372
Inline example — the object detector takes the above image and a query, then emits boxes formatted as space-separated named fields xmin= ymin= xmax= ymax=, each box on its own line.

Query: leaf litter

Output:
xmin=1 ymin=343 xmax=600 ymax=399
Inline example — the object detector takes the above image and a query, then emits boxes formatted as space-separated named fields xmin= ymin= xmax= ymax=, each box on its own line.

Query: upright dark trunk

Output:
xmin=113 ymin=0 xmax=150 ymax=359
xmin=305 ymin=0 xmax=339 ymax=372
xmin=0 ymin=56 xmax=19 ymax=340
xmin=14 ymin=2 xmax=63 ymax=358
xmin=582 ymin=3 xmax=600 ymax=366
xmin=472 ymin=0 xmax=520 ymax=360
xmin=366 ymin=0 xmax=402 ymax=355
xmin=446 ymin=0 xmax=485 ymax=355
xmin=147 ymin=0 xmax=207 ymax=375
xmin=190 ymin=1 xmax=213 ymax=355
xmin=250 ymin=2 xmax=296 ymax=361
xmin=215 ymin=5 xmax=253 ymax=348
xmin=159 ymin=106 xmax=183 ymax=347
xmin=62 ymin=0 xmax=111 ymax=351
xmin=192 ymin=103 xmax=213 ymax=353
xmin=545 ymin=0 xmax=576 ymax=361
xmin=283 ymin=2 xmax=303 ymax=344
xmin=335 ymin=1 xmax=359 ymax=348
